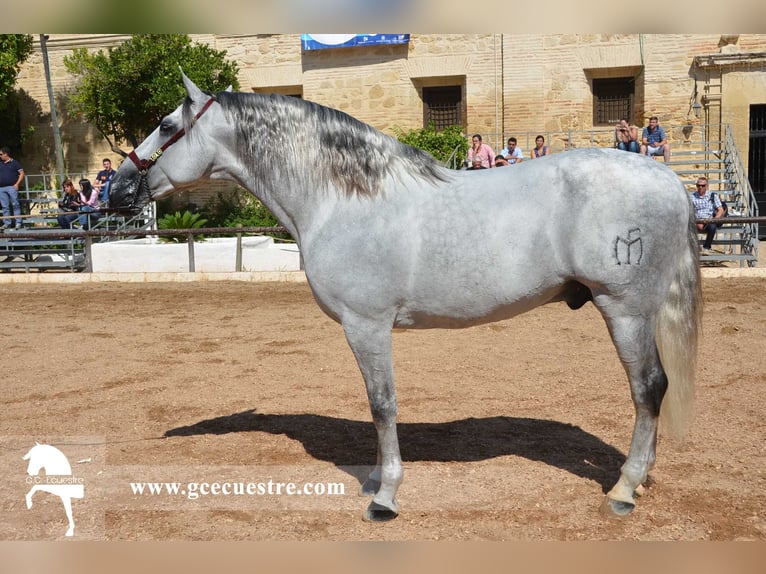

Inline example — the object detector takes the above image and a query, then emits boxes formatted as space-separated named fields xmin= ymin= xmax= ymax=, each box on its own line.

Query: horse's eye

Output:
xmin=159 ymin=120 xmax=174 ymax=136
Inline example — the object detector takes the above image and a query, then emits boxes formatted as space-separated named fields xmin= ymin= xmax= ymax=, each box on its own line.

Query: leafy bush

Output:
xmin=393 ymin=123 xmax=468 ymax=168
xmin=200 ymin=188 xmax=290 ymax=240
xmin=157 ymin=210 xmax=208 ymax=243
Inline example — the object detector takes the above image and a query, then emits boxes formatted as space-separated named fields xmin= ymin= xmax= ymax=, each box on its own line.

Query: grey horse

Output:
xmin=109 ymin=73 xmax=701 ymax=522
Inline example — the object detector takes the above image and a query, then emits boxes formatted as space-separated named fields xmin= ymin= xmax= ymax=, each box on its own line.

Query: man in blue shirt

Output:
xmin=0 ymin=147 xmax=25 ymax=230
xmin=94 ymin=158 xmax=116 ymax=204
xmin=640 ymin=116 xmax=670 ymax=162
xmin=691 ymin=176 xmax=724 ymax=254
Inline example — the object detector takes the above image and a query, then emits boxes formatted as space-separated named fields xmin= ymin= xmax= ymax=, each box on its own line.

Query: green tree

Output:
xmin=0 ymin=35 xmax=34 ymax=153
xmin=63 ymin=34 xmax=239 ymax=154
xmin=393 ymin=123 xmax=468 ymax=168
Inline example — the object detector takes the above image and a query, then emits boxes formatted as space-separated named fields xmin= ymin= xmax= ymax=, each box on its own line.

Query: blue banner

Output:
xmin=301 ymin=34 xmax=410 ymax=51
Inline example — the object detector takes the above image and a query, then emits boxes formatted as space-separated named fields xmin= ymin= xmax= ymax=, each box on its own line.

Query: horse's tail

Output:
xmin=655 ymin=211 xmax=702 ymax=438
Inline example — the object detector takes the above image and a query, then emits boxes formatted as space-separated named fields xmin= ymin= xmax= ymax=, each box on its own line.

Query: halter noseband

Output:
xmin=127 ymin=95 xmax=216 ymax=178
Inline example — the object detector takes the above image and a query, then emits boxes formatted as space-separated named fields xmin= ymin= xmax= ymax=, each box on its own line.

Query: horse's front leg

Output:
xmin=25 ymin=485 xmax=39 ymax=509
xmin=343 ymin=316 xmax=402 ymax=521
xmin=61 ymin=496 xmax=75 ymax=537
xmin=600 ymin=312 xmax=666 ymax=516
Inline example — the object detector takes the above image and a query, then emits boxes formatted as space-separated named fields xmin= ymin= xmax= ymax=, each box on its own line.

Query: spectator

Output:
xmin=77 ymin=179 xmax=101 ymax=229
xmin=500 ymin=137 xmax=524 ymax=164
xmin=494 ymin=155 xmax=509 ymax=167
xmin=467 ymin=134 xmax=495 ymax=169
xmin=640 ymin=116 xmax=670 ymax=161
xmin=94 ymin=158 xmax=116 ymax=204
xmin=467 ymin=157 xmax=488 ymax=170
xmin=57 ymin=178 xmax=82 ymax=229
xmin=0 ymin=146 xmax=25 ymax=230
xmin=691 ymin=176 xmax=724 ymax=255
xmin=530 ymin=135 xmax=550 ymax=159
xmin=615 ymin=118 xmax=640 ymax=153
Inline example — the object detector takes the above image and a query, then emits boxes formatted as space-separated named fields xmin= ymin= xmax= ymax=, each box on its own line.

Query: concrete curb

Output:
xmin=0 ymin=268 xmax=763 ymax=284
xmin=0 ymin=271 xmax=308 ymax=284
xmin=700 ymin=267 xmax=766 ymax=278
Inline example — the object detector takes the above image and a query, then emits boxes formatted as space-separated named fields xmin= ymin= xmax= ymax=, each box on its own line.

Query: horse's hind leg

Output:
xmin=598 ymin=308 xmax=667 ymax=517
xmin=343 ymin=317 xmax=403 ymax=522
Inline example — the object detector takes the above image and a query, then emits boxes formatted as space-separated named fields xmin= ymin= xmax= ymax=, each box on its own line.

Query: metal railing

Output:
xmin=0 ymin=226 xmax=288 ymax=273
xmin=1 ymin=221 xmax=762 ymax=274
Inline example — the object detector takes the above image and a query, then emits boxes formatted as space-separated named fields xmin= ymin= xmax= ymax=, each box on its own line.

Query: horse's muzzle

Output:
xmin=107 ymin=172 xmax=151 ymax=215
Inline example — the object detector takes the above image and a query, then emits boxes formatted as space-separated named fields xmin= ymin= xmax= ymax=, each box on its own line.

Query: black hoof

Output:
xmin=600 ymin=496 xmax=635 ymax=518
xmin=360 ymin=478 xmax=380 ymax=497
xmin=363 ymin=501 xmax=399 ymax=522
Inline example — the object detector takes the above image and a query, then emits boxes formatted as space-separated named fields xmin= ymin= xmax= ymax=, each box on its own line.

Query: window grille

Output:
xmin=593 ymin=78 xmax=634 ymax=126
xmin=422 ymin=86 xmax=462 ymax=131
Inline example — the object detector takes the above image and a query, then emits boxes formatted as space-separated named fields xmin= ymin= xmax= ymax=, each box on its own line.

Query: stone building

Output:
xmin=14 ymin=33 xmax=766 ymax=208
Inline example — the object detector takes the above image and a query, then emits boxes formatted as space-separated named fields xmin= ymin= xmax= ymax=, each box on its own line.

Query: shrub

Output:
xmin=157 ymin=210 xmax=208 ymax=243
xmin=200 ymin=188 xmax=290 ymax=240
xmin=393 ymin=123 xmax=468 ymax=168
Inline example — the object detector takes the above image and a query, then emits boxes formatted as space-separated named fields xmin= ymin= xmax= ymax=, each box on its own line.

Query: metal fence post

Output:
xmin=84 ymin=235 xmax=93 ymax=273
xmin=187 ymin=232 xmax=195 ymax=272
xmin=235 ymin=223 xmax=243 ymax=272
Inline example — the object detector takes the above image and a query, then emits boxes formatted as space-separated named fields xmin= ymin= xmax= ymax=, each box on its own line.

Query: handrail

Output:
xmin=718 ymin=123 xmax=759 ymax=265
xmin=443 ymin=144 xmax=463 ymax=170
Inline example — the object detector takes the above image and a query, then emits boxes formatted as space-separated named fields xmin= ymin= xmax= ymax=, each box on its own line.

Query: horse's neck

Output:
xmin=244 ymin=178 xmax=336 ymax=245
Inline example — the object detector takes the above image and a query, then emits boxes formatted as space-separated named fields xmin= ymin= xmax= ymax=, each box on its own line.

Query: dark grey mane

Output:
xmin=184 ymin=91 xmax=449 ymax=198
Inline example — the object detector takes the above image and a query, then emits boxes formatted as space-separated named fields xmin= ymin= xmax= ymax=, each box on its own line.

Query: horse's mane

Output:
xmin=184 ymin=91 xmax=450 ymax=198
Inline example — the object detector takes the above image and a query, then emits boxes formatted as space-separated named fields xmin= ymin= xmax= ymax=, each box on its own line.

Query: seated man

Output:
xmin=640 ymin=115 xmax=670 ymax=161
xmin=691 ymin=176 xmax=724 ymax=254
xmin=500 ymin=137 xmax=524 ymax=164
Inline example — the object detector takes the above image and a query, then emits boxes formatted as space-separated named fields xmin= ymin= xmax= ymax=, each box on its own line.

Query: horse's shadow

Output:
xmin=165 ymin=411 xmax=626 ymax=493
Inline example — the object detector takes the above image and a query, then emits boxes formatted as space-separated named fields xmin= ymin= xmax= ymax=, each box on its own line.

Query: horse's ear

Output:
xmin=179 ymin=68 xmax=206 ymax=104
xmin=225 ymin=85 xmax=233 ymax=92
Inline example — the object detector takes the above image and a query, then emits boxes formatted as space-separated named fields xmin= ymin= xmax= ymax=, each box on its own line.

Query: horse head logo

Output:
xmin=22 ymin=443 xmax=84 ymax=537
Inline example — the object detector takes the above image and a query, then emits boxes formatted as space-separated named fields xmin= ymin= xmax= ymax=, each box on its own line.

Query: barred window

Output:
xmin=593 ymin=78 xmax=634 ymax=126
xmin=422 ymin=86 xmax=462 ymax=131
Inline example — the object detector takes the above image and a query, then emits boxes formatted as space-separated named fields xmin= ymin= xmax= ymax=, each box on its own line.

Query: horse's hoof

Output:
xmin=599 ymin=496 xmax=635 ymax=519
xmin=363 ymin=501 xmax=399 ymax=522
xmin=634 ymin=484 xmax=646 ymax=498
xmin=65 ymin=527 xmax=74 ymax=537
xmin=25 ymin=497 xmax=32 ymax=510
xmin=360 ymin=478 xmax=380 ymax=497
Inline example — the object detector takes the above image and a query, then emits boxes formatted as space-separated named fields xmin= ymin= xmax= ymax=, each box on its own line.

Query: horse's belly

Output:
xmin=393 ymin=283 xmax=562 ymax=329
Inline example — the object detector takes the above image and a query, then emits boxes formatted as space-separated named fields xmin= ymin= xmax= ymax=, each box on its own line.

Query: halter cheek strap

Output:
xmin=128 ymin=96 xmax=216 ymax=174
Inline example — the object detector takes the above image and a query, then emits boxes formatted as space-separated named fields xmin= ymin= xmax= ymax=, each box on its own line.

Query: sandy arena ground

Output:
xmin=0 ymin=277 xmax=764 ymax=541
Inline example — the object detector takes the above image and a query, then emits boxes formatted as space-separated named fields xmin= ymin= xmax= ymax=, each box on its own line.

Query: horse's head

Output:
xmin=22 ymin=443 xmax=72 ymax=476
xmin=22 ymin=443 xmax=45 ymax=475
xmin=109 ymin=71 xmax=230 ymax=214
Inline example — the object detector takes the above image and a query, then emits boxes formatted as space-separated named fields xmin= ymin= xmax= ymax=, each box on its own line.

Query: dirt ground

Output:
xmin=1 ymin=277 xmax=764 ymax=541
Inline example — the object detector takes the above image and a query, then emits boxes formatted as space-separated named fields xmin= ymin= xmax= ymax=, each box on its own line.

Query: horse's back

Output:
xmin=305 ymin=148 xmax=692 ymax=327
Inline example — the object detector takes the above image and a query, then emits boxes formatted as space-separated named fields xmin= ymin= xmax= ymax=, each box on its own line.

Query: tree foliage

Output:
xmin=393 ymin=123 xmax=468 ymax=168
xmin=0 ymin=34 xmax=34 ymax=152
xmin=63 ymin=34 xmax=239 ymax=153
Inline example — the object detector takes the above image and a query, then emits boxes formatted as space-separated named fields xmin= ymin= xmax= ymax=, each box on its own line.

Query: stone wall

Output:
xmin=14 ymin=33 xmax=766 ymax=206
